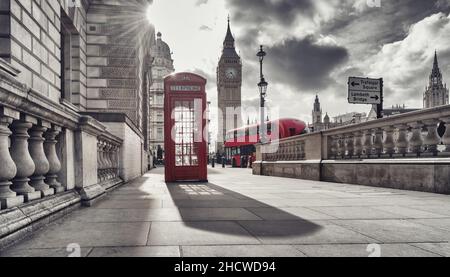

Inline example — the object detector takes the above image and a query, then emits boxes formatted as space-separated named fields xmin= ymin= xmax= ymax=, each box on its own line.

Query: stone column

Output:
xmin=353 ymin=131 xmax=363 ymax=158
xmin=382 ymin=126 xmax=395 ymax=157
xmin=0 ymin=107 xmax=24 ymax=209
xmin=10 ymin=116 xmax=41 ymax=202
xmin=44 ymin=125 xmax=65 ymax=193
xmin=440 ymin=117 xmax=450 ymax=156
xmin=407 ymin=122 xmax=424 ymax=157
xmin=28 ymin=121 xmax=54 ymax=197
xmin=394 ymin=124 xmax=408 ymax=157
xmin=422 ymin=119 xmax=440 ymax=156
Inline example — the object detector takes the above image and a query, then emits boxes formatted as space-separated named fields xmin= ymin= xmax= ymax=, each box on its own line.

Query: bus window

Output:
xmin=289 ymin=128 xmax=296 ymax=137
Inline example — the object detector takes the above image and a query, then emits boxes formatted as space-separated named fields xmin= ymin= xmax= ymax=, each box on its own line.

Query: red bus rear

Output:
xmin=223 ymin=118 xmax=307 ymax=168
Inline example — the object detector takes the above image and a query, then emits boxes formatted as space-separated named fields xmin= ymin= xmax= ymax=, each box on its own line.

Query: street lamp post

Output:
xmin=257 ymin=45 xmax=268 ymax=144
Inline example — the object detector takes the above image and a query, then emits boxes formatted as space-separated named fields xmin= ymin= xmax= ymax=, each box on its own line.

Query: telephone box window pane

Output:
xmin=176 ymin=156 xmax=182 ymax=166
xmin=192 ymin=156 xmax=198 ymax=166
xmin=183 ymin=155 xmax=191 ymax=166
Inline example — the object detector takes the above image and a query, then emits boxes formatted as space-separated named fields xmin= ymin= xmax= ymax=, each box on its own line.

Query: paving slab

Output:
xmin=331 ymin=219 xmax=450 ymax=243
xmin=182 ymin=245 xmax=306 ymax=257
xmin=238 ymin=220 xmax=376 ymax=245
xmin=293 ymin=244 xmax=440 ymax=257
xmin=147 ymin=221 xmax=261 ymax=246
xmin=88 ymin=246 xmax=180 ymax=257
xmin=9 ymin=220 xmax=151 ymax=249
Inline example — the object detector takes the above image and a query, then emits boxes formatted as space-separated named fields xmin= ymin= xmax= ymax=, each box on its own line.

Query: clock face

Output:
xmin=225 ymin=67 xmax=237 ymax=79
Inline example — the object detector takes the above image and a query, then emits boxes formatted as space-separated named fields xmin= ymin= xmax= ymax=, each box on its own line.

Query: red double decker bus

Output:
xmin=223 ymin=118 xmax=307 ymax=168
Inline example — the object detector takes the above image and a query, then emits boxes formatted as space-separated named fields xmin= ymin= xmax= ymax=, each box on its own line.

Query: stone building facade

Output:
xmin=0 ymin=0 xmax=152 ymax=249
xmin=149 ymin=32 xmax=174 ymax=159
xmin=216 ymin=18 xmax=242 ymax=154
xmin=424 ymin=51 xmax=449 ymax=108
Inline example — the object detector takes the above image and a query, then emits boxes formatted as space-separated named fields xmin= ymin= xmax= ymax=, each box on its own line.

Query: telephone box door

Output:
xmin=164 ymin=73 xmax=208 ymax=182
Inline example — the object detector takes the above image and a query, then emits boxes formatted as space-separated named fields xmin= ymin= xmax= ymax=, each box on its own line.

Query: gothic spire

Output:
xmin=432 ymin=50 xmax=441 ymax=77
xmin=223 ymin=15 xmax=235 ymax=48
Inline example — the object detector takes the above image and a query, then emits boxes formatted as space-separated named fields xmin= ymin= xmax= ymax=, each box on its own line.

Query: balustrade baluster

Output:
xmin=407 ymin=122 xmax=424 ymax=157
xmin=345 ymin=134 xmax=354 ymax=158
xmin=10 ymin=117 xmax=41 ymax=201
xmin=28 ymin=121 xmax=54 ymax=197
xmin=441 ymin=117 xmax=450 ymax=156
xmin=382 ymin=126 xmax=395 ymax=157
xmin=422 ymin=119 xmax=440 ymax=156
xmin=372 ymin=128 xmax=383 ymax=157
xmin=362 ymin=130 xmax=373 ymax=158
xmin=0 ymin=110 xmax=24 ymax=209
xmin=44 ymin=125 xmax=64 ymax=193
xmin=353 ymin=131 xmax=363 ymax=158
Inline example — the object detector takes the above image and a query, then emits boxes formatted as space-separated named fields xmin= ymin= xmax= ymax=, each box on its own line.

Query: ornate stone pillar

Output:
xmin=407 ymin=122 xmax=424 ymax=157
xmin=353 ymin=131 xmax=363 ymax=158
xmin=10 ymin=116 xmax=41 ymax=202
xmin=422 ymin=119 xmax=440 ymax=156
xmin=0 ymin=108 xmax=24 ymax=209
xmin=362 ymin=130 xmax=373 ymax=158
xmin=394 ymin=124 xmax=409 ymax=157
xmin=382 ymin=126 xmax=395 ymax=157
xmin=44 ymin=125 xmax=64 ymax=193
xmin=28 ymin=121 xmax=54 ymax=197
xmin=440 ymin=117 xmax=450 ymax=156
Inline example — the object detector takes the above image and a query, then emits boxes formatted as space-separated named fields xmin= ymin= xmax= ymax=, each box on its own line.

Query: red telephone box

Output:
xmin=164 ymin=72 xmax=208 ymax=182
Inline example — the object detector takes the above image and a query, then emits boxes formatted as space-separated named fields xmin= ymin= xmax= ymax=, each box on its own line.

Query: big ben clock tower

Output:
xmin=217 ymin=17 xmax=242 ymax=154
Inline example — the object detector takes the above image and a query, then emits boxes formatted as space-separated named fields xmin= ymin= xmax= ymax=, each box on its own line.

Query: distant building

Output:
xmin=423 ymin=51 xmax=449 ymax=108
xmin=308 ymin=95 xmax=365 ymax=132
xmin=383 ymin=104 xmax=419 ymax=117
xmin=149 ymin=32 xmax=175 ymax=159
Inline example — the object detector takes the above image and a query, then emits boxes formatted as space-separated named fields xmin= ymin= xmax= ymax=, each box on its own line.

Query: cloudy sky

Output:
xmin=147 ymin=0 xmax=450 ymax=138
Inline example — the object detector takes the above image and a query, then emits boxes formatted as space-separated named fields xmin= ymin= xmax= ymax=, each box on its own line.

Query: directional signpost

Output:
xmin=348 ymin=77 xmax=383 ymax=118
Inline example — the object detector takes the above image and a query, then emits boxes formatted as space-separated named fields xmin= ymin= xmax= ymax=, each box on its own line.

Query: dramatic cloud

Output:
xmin=221 ymin=0 xmax=450 ymax=121
xmin=364 ymin=12 xmax=450 ymax=107
xmin=265 ymin=36 xmax=349 ymax=91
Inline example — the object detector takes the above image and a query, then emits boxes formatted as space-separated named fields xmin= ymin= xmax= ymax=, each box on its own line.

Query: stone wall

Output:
xmin=85 ymin=0 xmax=152 ymax=132
xmin=0 ymin=0 xmax=88 ymax=105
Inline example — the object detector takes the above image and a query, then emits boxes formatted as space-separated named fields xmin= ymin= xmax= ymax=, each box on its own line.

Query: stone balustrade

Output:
xmin=97 ymin=135 xmax=121 ymax=188
xmin=0 ymin=107 xmax=65 ymax=209
xmin=0 ymin=103 xmax=124 ymax=210
xmin=262 ymin=139 xmax=306 ymax=161
xmin=254 ymin=105 xmax=450 ymax=194
xmin=324 ymin=109 xmax=450 ymax=160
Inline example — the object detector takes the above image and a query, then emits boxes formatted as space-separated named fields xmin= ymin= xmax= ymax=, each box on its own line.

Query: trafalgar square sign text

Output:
xmin=348 ymin=77 xmax=382 ymax=105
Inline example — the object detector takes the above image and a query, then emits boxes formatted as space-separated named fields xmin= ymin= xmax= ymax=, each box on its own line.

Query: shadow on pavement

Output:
xmin=163 ymin=169 xmax=322 ymax=238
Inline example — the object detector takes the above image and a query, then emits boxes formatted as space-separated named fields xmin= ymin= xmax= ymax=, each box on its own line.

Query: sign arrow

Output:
xmin=351 ymin=81 xmax=360 ymax=87
xmin=370 ymin=95 xmax=379 ymax=100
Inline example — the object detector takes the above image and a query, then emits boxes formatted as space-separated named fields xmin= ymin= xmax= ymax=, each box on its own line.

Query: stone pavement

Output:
xmin=2 ymin=167 xmax=450 ymax=257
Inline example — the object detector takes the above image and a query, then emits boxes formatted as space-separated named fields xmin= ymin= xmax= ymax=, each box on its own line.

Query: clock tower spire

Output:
xmin=216 ymin=16 xmax=242 ymax=154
